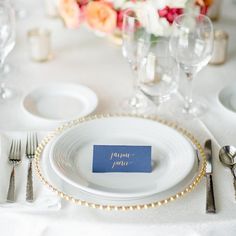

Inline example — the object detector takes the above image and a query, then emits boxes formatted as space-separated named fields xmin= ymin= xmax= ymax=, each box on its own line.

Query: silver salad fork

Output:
xmin=7 ymin=140 xmax=21 ymax=202
xmin=25 ymin=133 xmax=38 ymax=202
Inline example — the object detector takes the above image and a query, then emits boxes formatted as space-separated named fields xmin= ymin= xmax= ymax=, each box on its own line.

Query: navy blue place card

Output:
xmin=92 ymin=145 xmax=152 ymax=173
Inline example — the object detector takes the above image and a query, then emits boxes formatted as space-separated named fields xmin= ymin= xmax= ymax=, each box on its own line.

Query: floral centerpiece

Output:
xmin=58 ymin=0 xmax=212 ymax=37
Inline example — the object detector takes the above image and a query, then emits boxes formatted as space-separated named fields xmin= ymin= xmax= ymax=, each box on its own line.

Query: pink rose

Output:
xmin=117 ymin=10 xmax=125 ymax=30
xmin=158 ymin=6 xmax=183 ymax=24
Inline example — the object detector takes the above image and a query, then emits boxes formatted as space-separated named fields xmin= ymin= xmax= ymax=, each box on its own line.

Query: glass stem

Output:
xmin=184 ymin=72 xmax=194 ymax=112
xmin=0 ymin=58 xmax=5 ymax=75
xmin=131 ymin=64 xmax=138 ymax=90
xmin=126 ymin=62 xmax=141 ymax=108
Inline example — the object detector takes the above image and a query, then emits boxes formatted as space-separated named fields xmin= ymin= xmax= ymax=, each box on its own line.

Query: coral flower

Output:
xmin=59 ymin=0 xmax=80 ymax=28
xmin=85 ymin=1 xmax=117 ymax=33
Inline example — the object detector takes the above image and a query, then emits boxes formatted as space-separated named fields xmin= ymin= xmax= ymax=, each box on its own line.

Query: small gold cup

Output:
xmin=209 ymin=30 xmax=229 ymax=65
xmin=27 ymin=28 xmax=52 ymax=62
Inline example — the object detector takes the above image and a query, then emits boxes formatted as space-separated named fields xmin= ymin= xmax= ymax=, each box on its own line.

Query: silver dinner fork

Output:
xmin=7 ymin=140 xmax=22 ymax=202
xmin=26 ymin=133 xmax=38 ymax=202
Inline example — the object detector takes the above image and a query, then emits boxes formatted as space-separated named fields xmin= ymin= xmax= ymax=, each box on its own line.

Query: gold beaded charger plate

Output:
xmin=35 ymin=114 xmax=206 ymax=210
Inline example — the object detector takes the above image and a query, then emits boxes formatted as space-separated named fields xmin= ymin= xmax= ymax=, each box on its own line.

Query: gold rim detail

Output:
xmin=34 ymin=114 xmax=206 ymax=211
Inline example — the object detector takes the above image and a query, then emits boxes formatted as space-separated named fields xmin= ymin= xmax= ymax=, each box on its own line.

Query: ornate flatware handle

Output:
xmin=7 ymin=167 xmax=15 ymax=202
xmin=206 ymin=174 xmax=216 ymax=213
xmin=26 ymin=160 xmax=33 ymax=202
xmin=233 ymin=177 xmax=236 ymax=201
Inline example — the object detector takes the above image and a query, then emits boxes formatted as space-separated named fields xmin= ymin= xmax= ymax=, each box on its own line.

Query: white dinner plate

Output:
xmin=22 ymin=83 xmax=98 ymax=121
xmin=49 ymin=116 xmax=196 ymax=199
xmin=218 ymin=84 xmax=236 ymax=113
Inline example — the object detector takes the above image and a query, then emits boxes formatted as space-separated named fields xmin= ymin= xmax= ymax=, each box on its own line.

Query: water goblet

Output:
xmin=5 ymin=0 xmax=27 ymax=19
xmin=138 ymin=38 xmax=179 ymax=114
xmin=169 ymin=13 xmax=213 ymax=117
xmin=121 ymin=8 xmax=150 ymax=112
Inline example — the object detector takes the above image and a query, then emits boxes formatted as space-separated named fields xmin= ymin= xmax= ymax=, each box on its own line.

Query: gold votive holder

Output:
xmin=27 ymin=28 xmax=52 ymax=62
xmin=209 ymin=30 xmax=229 ymax=65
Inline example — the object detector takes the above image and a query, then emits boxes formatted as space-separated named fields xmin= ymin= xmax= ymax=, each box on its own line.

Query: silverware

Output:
xmin=25 ymin=133 xmax=38 ymax=202
xmin=219 ymin=145 xmax=236 ymax=200
xmin=204 ymin=139 xmax=216 ymax=213
xmin=7 ymin=140 xmax=21 ymax=202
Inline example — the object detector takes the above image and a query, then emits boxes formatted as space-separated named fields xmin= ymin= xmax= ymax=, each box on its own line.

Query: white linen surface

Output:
xmin=0 ymin=0 xmax=235 ymax=235
xmin=0 ymin=132 xmax=61 ymax=211
xmin=0 ymin=119 xmax=234 ymax=236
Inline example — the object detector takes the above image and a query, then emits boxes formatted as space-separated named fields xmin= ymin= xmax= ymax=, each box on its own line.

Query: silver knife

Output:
xmin=204 ymin=139 xmax=216 ymax=213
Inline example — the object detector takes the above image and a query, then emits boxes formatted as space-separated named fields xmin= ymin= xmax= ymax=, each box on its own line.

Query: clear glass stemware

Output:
xmin=139 ymin=38 xmax=178 ymax=107
xmin=121 ymin=8 xmax=150 ymax=112
xmin=0 ymin=2 xmax=15 ymax=99
xmin=169 ymin=13 xmax=213 ymax=117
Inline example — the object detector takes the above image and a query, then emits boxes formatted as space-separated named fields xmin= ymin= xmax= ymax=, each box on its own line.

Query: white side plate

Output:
xmin=219 ymin=85 xmax=236 ymax=113
xmin=22 ymin=83 xmax=98 ymax=121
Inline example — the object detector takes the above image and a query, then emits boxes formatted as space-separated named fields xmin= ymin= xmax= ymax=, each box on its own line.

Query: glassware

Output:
xmin=121 ymin=8 xmax=150 ymax=112
xmin=0 ymin=2 xmax=15 ymax=99
xmin=3 ymin=0 xmax=27 ymax=19
xmin=138 ymin=38 xmax=178 ymax=111
xmin=169 ymin=13 xmax=213 ymax=117
xmin=9 ymin=0 xmax=27 ymax=19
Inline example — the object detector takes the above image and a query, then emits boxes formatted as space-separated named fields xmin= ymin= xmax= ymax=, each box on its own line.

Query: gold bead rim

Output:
xmin=34 ymin=114 xmax=206 ymax=211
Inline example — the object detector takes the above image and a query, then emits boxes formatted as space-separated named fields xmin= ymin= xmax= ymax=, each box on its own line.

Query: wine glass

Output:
xmin=4 ymin=0 xmax=27 ymax=19
xmin=169 ymin=13 xmax=213 ymax=117
xmin=121 ymin=8 xmax=150 ymax=112
xmin=138 ymin=38 xmax=179 ymax=113
xmin=0 ymin=2 xmax=15 ymax=99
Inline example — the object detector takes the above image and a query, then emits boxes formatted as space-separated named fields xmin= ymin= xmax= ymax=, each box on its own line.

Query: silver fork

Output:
xmin=26 ymin=133 xmax=38 ymax=202
xmin=7 ymin=140 xmax=21 ymax=202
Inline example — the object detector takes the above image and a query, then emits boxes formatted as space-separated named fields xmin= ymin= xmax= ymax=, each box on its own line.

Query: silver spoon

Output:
xmin=219 ymin=146 xmax=236 ymax=199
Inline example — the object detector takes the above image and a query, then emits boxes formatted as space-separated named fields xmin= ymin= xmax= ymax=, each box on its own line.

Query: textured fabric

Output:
xmin=0 ymin=0 xmax=235 ymax=235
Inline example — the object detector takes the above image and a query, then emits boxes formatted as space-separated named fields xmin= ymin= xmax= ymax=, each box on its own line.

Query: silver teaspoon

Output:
xmin=219 ymin=146 xmax=236 ymax=200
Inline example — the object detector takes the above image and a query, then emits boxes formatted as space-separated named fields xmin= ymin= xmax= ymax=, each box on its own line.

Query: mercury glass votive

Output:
xmin=209 ymin=30 xmax=229 ymax=65
xmin=27 ymin=28 xmax=52 ymax=62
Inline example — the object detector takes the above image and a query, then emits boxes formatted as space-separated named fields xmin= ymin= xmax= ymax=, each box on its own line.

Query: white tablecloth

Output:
xmin=1 ymin=0 xmax=236 ymax=235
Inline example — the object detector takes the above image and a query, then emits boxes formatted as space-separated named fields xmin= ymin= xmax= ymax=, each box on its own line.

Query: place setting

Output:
xmin=27 ymin=1 xmax=235 ymax=214
xmin=1 ymin=0 xmax=227 ymax=212
xmin=34 ymin=114 xmax=205 ymax=210
xmin=1 ymin=0 xmax=236 ymax=234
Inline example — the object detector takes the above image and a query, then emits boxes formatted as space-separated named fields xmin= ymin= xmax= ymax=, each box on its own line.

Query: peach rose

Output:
xmin=59 ymin=0 xmax=80 ymax=28
xmin=85 ymin=1 xmax=117 ymax=33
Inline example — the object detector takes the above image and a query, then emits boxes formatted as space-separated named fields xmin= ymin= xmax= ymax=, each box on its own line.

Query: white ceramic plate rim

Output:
xmin=218 ymin=84 xmax=236 ymax=114
xmin=21 ymin=83 xmax=98 ymax=122
xmin=41 ymin=134 xmax=199 ymax=206
xmin=49 ymin=117 xmax=196 ymax=199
